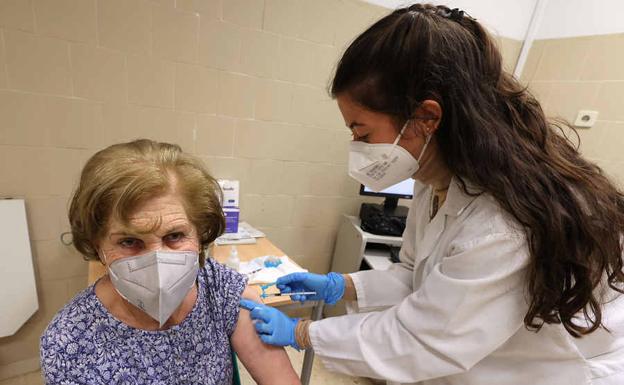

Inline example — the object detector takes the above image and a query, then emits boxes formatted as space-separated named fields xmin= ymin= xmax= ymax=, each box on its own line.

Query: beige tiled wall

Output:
xmin=522 ymin=33 xmax=624 ymax=185
xmin=0 ymin=0 xmax=521 ymax=380
xmin=498 ymin=36 xmax=523 ymax=74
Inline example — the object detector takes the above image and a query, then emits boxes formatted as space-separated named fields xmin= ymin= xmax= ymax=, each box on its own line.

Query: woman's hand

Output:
xmin=239 ymin=299 xmax=300 ymax=349
xmin=276 ymin=272 xmax=345 ymax=304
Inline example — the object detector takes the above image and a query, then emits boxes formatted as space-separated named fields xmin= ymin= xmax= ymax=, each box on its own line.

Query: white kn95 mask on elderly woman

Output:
xmin=348 ymin=120 xmax=432 ymax=192
xmin=107 ymin=250 xmax=199 ymax=327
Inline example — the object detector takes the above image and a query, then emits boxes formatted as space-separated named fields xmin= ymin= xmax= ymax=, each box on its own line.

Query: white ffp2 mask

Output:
xmin=107 ymin=250 xmax=199 ymax=327
xmin=348 ymin=120 xmax=431 ymax=192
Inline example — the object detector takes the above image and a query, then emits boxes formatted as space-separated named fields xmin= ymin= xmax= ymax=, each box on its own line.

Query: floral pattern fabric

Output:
xmin=40 ymin=259 xmax=247 ymax=385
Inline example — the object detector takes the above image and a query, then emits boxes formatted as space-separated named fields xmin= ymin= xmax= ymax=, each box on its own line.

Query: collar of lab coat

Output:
xmin=437 ymin=176 xmax=482 ymax=218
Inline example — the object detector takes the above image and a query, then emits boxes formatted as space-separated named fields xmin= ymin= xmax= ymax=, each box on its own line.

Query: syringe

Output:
xmin=261 ymin=291 xmax=316 ymax=298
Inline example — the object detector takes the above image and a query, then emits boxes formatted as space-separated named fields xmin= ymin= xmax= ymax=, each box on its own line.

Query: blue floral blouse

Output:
xmin=40 ymin=259 xmax=247 ymax=385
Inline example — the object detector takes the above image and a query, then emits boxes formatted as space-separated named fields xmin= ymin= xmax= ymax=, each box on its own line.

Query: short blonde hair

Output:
xmin=69 ymin=139 xmax=224 ymax=265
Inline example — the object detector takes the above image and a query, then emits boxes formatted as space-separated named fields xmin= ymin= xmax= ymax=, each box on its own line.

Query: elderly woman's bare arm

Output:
xmin=232 ymin=286 xmax=301 ymax=385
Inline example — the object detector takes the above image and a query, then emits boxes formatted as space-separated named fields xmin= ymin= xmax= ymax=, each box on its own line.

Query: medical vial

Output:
xmin=226 ymin=245 xmax=240 ymax=271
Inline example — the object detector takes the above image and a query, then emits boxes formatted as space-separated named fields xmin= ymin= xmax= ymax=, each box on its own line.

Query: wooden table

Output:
xmin=87 ymin=237 xmax=322 ymax=385
xmin=209 ymin=238 xmax=295 ymax=306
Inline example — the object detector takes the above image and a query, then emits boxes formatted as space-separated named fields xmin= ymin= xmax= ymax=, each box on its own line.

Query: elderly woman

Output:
xmin=40 ymin=139 xmax=300 ymax=385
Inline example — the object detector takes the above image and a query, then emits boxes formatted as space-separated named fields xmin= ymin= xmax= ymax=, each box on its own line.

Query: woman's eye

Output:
xmin=351 ymin=131 xmax=368 ymax=142
xmin=118 ymin=238 xmax=142 ymax=248
xmin=164 ymin=232 xmax=185 ymax=243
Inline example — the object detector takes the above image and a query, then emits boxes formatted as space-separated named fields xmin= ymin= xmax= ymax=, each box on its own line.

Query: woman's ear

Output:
xmin=94 ymin=243 xmax=106 ymax=265
xmin=410 ymin=99 xmax=442 ymax=136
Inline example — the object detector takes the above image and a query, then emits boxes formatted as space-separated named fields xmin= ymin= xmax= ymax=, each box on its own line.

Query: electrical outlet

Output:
xmin=574 ymin=110 xmax=599 ymax=128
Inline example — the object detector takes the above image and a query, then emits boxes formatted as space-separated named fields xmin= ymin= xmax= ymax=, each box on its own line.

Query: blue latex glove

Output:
xmin=239 ymin=299 xmax=300 ymax=350
xmin=276 ymin=272 xmax=345 ymax=305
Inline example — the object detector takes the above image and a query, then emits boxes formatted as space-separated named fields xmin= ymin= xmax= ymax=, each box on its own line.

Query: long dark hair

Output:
xmin=331 ymin=3 xmax=624 ymax=337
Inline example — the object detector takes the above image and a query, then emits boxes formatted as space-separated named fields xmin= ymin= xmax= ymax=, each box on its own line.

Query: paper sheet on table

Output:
xmin=214 ymin=222 xmax=265 ymax=245
xmin=214 ymin=237 xmax=256 ymax=246
xmin=239 ymin=222 xmax=265 ymax=238
xmin=240 ymin=255 xmax=307 ymax=284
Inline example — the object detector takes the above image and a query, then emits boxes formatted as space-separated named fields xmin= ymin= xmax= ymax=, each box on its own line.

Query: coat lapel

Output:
xmin=412 ymin=177 xmax=481 ymax=282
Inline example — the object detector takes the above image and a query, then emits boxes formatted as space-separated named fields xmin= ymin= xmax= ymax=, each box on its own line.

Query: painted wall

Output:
xmin=517 ymin=0 xmax=624 ymax=185
xmin=536 ymin=0 xmax=624 ymax=39
xmin=363 ymin=0 xmax=537 ymax=40
xmin=365 ymin=0 xmax=624 ymax=41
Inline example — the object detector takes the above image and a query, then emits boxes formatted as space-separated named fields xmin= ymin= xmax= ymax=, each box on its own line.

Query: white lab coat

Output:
xmin=309 ymin=177 xmax=624 ymax=385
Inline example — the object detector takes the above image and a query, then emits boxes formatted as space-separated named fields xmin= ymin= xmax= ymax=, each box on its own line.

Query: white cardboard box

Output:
xmin=218 ymin=179 xmax=240 ymax=208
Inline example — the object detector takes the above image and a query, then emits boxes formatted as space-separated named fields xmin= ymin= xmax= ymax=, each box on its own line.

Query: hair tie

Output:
xmin=449 ymin=8 xmax=464 ymax=22
xmin=406 ymin=5 xmax=474 ymax=23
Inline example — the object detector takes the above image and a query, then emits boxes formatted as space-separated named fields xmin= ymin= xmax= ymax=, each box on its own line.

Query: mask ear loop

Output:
xmin=387 ymin=120 xmax=411 ymax=158
xmin=417 ymin=133 xmax=432 ymax=163
xmin=405 ymin=116 xmax=434 ymax=163
xmin=391 ymin=120 xmax=410 ymax=146
xmin=99 ymin=250 xmax=109 ymax=266
xmin=390 ymin=119 xmax=431 ymax=160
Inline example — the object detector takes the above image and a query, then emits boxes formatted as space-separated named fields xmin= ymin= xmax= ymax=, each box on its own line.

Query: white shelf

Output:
xmin=347 ymin=215 xmax=403 ymax=246
xmin=363 ymin=255 xmax=393 ymax=270
xmin=363 ymin=247 xmax=393 ymax=270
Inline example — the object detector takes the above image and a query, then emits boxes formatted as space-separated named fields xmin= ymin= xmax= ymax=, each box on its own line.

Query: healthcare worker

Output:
xmin=240 ymin=4 xmax=624 ymax=385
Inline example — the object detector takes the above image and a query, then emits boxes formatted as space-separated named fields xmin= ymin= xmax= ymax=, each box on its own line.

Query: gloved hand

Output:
xmin=276 ymin=272 xmax=345 ymax=305
xmin=239 ymin=299 xmax=300 ymax=350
